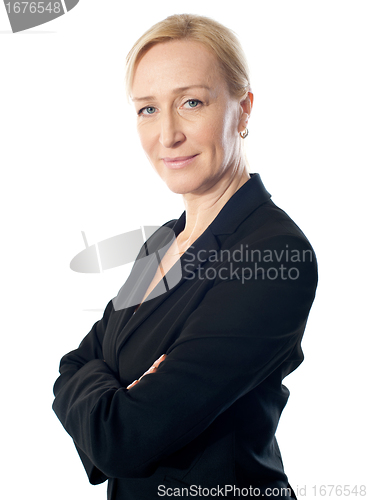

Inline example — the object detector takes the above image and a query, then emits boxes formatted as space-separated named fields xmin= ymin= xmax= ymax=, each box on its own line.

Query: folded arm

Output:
xmin=53 ymin=299 xmax=114 ymax=398
xmin=52 ymin=238 xmax=317 ymax=480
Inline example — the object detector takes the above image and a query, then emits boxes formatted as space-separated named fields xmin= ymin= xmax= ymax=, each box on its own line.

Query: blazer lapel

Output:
xmin=113 ymin=223 xmax=220 ymax=352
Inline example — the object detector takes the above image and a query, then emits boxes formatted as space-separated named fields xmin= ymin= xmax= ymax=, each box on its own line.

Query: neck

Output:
xmin=177 ymin=160 xmax=250 ymax=248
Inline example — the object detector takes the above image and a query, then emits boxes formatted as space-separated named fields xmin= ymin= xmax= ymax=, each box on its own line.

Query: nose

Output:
xmin=159 ymin=112 xmax=185 ymax=148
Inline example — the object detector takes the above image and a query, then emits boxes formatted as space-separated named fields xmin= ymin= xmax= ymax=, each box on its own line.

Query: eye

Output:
xmin=183 ymin=99 xmax=202 ymax=109
xmin=138 ymin=106 xmax=157 ymax=116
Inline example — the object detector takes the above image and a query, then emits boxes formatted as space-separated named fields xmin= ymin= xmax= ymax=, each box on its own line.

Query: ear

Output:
xmin=238 ymin=91 xmax=254 ymax=133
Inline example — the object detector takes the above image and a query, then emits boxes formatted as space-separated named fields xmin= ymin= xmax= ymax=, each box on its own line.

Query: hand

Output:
xmin=127 ymin=354 xmax=166 ymax=389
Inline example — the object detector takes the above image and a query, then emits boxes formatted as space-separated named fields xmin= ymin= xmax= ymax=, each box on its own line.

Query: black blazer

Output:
xmin=53 ymin=174 xmax=318 ymax=499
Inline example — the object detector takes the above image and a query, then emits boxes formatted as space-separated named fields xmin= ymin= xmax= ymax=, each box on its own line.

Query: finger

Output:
xmin=153 ymin=354 xmax=166 ymax=368
xmin=128 ymin=354 xmax=167 ymax=389
xmin=127 ymin=379 xmax=139 ymax=389
xmin=142 ymin=355 xmax=166 ymax=377
xmin=141 ymin=365 xmax=158 ymax=378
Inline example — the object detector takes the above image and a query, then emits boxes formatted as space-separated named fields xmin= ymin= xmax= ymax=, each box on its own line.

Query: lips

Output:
xmin=162 ymin=155 xmax=199 ymax=169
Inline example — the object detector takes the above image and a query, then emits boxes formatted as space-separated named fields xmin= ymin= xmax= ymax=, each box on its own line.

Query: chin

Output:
xmin=161 ymin=176 xmax=208 ymax=195
xmin=163 ymin=183 xmax=194 ymax=195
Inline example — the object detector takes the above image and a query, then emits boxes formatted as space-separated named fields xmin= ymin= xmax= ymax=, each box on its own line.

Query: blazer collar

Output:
xmin=170 ymin=173 xmax=271 ymax=237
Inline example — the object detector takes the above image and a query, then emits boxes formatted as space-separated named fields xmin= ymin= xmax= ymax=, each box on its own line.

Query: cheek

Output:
xmin=206 ymin=118 xmax=231 ymax=153
xmin=223 ymin=106 xmax=239 ymax=138
xmin=193 ymin=117 xmax=223 ymax=148
xmin=137 ymin=126 xmax=155 ymax=156
xmin=208 ymin=112 xmax=239 ymax=168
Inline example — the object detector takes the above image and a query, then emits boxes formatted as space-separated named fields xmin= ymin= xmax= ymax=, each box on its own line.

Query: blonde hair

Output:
xmin=125 ymin=13 xmax=251 ymax=99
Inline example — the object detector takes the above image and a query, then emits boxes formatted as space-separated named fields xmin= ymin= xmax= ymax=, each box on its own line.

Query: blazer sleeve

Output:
xmin=52 ymin=234 xmax=317 ymax=480
xmin=53 ymin=299 xmax=114 ymax=397
xmin=52 ymin=221 xmax=162 ymax=396
xmin=53 ymin=299 xmax=116 ymax=484
xmin=52 ymin=223 xmax=179 ymax=484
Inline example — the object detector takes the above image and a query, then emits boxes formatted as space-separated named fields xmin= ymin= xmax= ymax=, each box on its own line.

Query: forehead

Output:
xmin=132 ymin=40 xmax=225 ymax=97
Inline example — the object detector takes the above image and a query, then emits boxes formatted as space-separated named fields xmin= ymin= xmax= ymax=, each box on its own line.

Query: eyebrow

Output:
xmin=131 ymin=85 xmax=211 ymax=102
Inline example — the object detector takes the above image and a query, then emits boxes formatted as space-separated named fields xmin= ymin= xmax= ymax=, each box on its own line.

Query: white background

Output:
xmin=1 ymin=1 xmax=367 ymax=498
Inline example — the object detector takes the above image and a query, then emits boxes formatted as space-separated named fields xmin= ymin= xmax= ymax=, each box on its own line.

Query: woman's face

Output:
xmin=131 ymin=40 xmax=251 ymax=196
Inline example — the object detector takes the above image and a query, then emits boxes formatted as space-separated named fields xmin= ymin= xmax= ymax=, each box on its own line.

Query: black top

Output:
xmin=53 ymin=174 xmax=318 ymax=499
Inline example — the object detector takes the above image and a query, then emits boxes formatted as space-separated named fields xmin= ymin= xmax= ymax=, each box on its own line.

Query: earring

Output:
xmin=240 ymin=128 xmax=248 ymax=139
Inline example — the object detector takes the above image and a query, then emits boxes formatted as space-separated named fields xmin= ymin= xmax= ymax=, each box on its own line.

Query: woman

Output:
xmin=53 ymin=14 xmax=318 ymax=500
